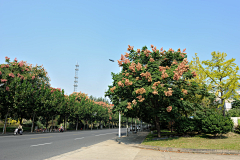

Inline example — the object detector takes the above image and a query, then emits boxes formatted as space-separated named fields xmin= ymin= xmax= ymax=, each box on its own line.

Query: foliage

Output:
xmin=227 ymin=108 xmax=240 ymax=117
xmin=174 ymin=117 xmax=200 ymax=134
xmin=232 ymin=98 xmax=240 ymax=109
xmin=106 ymin=45 xmax=211 ymax=137
xmin=201 ymin=110 xmax=233 ymax=135
xmin=235 ymin=125 xmax=240 ymax=134
xmin=190 ymin=52 xmax=240 ymax=116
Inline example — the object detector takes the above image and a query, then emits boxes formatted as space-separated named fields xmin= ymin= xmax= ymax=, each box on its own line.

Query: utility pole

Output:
xmin=74 ymin=62 xmax=79 ymax=92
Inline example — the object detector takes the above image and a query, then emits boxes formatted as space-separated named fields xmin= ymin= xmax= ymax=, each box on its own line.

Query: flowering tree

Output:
xmin=106 ymin=45 xmax=208 ymax=137
xmin=0 ymin=57 xmax=50 ymax=133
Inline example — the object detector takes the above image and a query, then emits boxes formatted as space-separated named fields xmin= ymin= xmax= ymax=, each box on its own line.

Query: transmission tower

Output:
xmin=74 ymin=62 xmax=79 ymax=92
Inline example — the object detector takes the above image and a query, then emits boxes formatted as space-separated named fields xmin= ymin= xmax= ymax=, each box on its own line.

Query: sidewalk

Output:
xmin=45 ymin=131 xmax=240 ymax=160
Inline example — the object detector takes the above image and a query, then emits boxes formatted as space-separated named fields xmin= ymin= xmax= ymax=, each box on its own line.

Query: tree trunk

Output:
xmin=2 ymin=113 xmax=8 ymax=134
xmin=76 ymin=117 xmax=78 ymax=131
xmin=31 ymin=112 xmax=35 ymax=133
xmin=45 ymin=117 xmax=48 ymax=131
xmin=155 ymin=116 xmax=161 ymax=138
xmin=51 ymin=115 xmax=54 ymax=132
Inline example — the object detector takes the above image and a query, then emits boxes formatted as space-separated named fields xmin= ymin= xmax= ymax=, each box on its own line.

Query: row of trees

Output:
xmin=106 ymin=45 xmax=239 ymax=137
xmin=0 ymin=57 xmax=114 ymax=134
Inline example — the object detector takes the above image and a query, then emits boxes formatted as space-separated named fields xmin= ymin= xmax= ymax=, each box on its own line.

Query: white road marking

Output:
xmin=95 ymin=132 xmax=117 ymax=136
xmin=74 ymin=137 xmax=84 ymax=140
xmin=30 ymin=142 xmax=52 ymax=147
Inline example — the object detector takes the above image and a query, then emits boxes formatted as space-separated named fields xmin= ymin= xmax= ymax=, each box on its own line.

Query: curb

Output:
xmin=117 ymin=131 xmax=240 ymax=155
xmin=134 ymin=145 xmax=240 ymax=155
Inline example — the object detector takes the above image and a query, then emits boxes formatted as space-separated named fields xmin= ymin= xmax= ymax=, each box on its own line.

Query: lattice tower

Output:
xmin=74 ymin=62 xmax=79 ymax=92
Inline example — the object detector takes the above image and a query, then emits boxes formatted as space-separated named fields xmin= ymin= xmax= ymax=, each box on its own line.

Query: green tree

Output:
xmin=190 ymin=52 xmax=240 ymax=116
xmin=232 ymin=98 xmax=240 ymax=109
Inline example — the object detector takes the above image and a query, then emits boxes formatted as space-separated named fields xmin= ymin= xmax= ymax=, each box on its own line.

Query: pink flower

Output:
xmin=5 ymin=65 xmax=9 ymax=68
xmin=18 ymin=61 xmax=24 ymax=67
xmin=8 ymin=73 xmax=15 ymax=78
xmin=32 ymin=76 xmax=35 ymax=80
xmin=5 ymin=56 xmax=10 ymax=60
xmin=183 ymin=48 xmax=186 ymax=52
xmin=0 ymin=71 xmax=2 ymax=75
xmin=6 ymin=86 xmax=9 ymax=91
xmin=14 ymin=58 xmax=18 ymax=62
xmin=1 ymin=79 xmax=7 ymax=83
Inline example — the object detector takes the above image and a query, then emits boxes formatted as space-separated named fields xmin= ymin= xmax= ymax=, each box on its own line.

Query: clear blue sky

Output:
xmin=1 ymin=0 xmax=239 ymax=98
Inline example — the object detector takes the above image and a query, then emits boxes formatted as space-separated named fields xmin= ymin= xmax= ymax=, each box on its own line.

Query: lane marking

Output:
xmin=74 ymin=137 xmax=84 ymax=140
xmin=31 ymin=136 xmax=52 ymax=139
xmin=95 ymin=132 xmax=117 ymax=136
xmin=31 ymin=142 xmax=52 ymax=147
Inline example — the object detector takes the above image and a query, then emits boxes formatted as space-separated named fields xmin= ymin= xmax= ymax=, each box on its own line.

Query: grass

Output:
xmin=142 ymin=131 xmax=240 ymax=150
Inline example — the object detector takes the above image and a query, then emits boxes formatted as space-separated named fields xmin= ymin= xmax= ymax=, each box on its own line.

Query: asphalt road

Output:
xmin=0 ymin=128 xmax=125 ymax=160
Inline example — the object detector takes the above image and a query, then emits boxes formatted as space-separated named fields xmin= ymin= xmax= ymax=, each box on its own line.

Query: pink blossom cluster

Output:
xmin=110 ymin=86 xmax=116 ymax=93
xmin=1 ymin=79 xmax=7 ymax=83
xmin=129 ymin=62 xmax=136 ymax=72
xmin=6 ymin=86 xmax=9 ymax=91
xmin=127 ymin=45 xmax=134 ymax=51
xmin=0 ymin=71 xmax=2 ymax=75
xmin=18 ymin=61 xmax=24 ymax=67
xmin=135 ymin=88 xmax=146 ymax=94
xmin=8 ymin=73 xmax=14 ymax=78
xmin=5 ymin=56 xmax=10 ymax=60
xmin=117 ymin=81 xmax=124 ymax=87
xmin=164 ymin=88 xmax=173 ymax=96
xmin=151 ymin=45 xmax=158 ymax=52
xmin=124 ymin=79 xmax=133 ymax=86
xmin=117 ymin=54 xmax=130 ymax=66
xmin=182 ymin=89 xmax=188 ymax=95
xmin=127 ymin=102 xmax=132 ymax=109
xmin=17 ymin=73 xmax=24 ymax=80
xmin=14 ymin=58 xmax=18 ymax=62
xmin=136 ymin=95 xmax=145 ymax=102
xmin=167 ymin=106 xmax=172 ymax=112
xmin=136 ymin=62 xmax=142 ymax=71
xmin=173 ymin=59 xmax=189 ymax=81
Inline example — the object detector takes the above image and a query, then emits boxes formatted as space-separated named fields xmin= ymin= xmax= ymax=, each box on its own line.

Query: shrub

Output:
xmin=174 ymin=117 xmax=200 ymax=134
xmin=227 ymin=108 xmax=240 ymax=117
xmin=201 ymin=111 xmax=233 ymax=136
xmin=235 ymin=125 xmax=240 ymax=134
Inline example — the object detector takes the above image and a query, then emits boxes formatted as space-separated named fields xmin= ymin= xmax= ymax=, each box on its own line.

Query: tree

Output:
xmin=106 ymin=45 xmax=207 ymax=137
xmin=190 ymin=52 xmax=240 ymax=116
xmin=201 ymin=109 xmax=233 ymax=136
xmin=232 ymin=98 xmax=240 ymax=109
xmin=0 ymin=57 xmax=50 ymax=133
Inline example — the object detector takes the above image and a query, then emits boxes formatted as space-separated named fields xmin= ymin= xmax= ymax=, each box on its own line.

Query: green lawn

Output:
xmin=142 ymin=131 xmax=240 ymax=150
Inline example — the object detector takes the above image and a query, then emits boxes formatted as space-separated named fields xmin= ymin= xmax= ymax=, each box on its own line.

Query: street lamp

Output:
xmin=109 ymin=59 xmax=122 ymax=138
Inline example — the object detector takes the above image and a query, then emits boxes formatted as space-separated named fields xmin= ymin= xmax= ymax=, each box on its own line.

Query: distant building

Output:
xmin=225 ymin=89 xmax=240 ymax=111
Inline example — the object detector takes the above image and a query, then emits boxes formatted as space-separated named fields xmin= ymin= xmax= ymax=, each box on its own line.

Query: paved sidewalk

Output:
xmin=45 ymin=131 xmax=240 ymax=160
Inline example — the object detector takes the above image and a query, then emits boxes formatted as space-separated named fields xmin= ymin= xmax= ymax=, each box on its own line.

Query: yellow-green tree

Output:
xmin=190 ymin=51 xmax=240 ymax=116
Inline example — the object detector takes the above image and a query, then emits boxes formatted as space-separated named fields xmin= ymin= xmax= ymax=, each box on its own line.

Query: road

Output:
xmin=0 ymin=128 xmax=125 ymax=160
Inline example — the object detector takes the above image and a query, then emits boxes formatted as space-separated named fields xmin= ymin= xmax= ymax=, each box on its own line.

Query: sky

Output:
xmin=1 ymin=0 xmax=239 ymax=99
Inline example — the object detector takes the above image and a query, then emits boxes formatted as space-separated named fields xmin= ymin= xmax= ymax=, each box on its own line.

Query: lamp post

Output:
xmin=109 ymin=59 xmax=122 ymax=138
